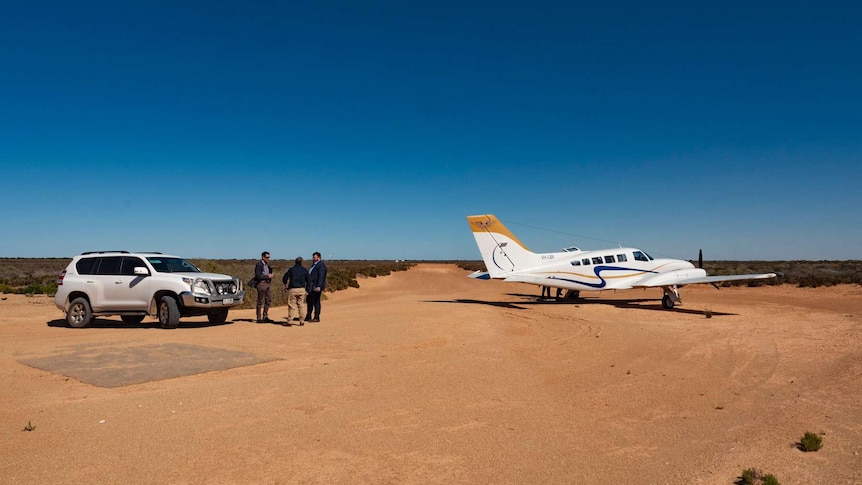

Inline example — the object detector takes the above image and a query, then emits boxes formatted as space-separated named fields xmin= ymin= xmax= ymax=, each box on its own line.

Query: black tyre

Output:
xmin=67 ymin=297 xmax=93 ymax=328
xmin=121 ymin=315 xmax=146 ymax=325
xmin=207 ymin=308 xmax=229 ymax=324
xmin=158 ymin=295 xmax=180 ymax=328
xmin=662 ymin=295 xmax=674 ymax=309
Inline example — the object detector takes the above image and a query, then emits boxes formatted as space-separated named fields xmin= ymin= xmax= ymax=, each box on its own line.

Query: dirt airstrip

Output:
xmin=1 ymin=264 xmax=860 ymax=484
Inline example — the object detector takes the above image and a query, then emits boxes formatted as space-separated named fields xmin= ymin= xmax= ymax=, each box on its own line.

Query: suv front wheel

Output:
xmin=158 ymin=295 xmax=180 ymax=329
xmin=67 ymin=297 xmax=93 ymax=328
xmin=208 ymin=308 xmax=229 ymax=324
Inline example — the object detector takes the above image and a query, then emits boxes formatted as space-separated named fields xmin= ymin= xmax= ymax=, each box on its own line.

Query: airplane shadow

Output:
xmin=430 ymin=293 xmax=737 ymax=317
xmin=47 ymin=318 xmax=236 ymax=329
xmin=426 ymin=299 xmax=530 ymax=310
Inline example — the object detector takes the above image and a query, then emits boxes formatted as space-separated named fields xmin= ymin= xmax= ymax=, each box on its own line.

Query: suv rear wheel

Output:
xmin=158 ymin=295 xmax=180 ymax=328
xmin=67 ymin=297 xmax=93 ymax=328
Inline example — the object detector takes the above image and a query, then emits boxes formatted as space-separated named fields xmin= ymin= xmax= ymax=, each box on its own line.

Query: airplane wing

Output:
xmin=633 ymin=272 xmax=777 ymax=288
xmin=468 ymin=271 xmax=555 ymax=285
xmin=501 ymin=274 xmax=551 ymax=284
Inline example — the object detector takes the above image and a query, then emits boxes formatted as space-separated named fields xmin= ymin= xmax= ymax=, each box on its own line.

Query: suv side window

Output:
xmin=121 ymin=257 xmax=147 ymax=276
xmin=76 ymin=257 xmax=99 ymax=275
xmin=96 ymin=257 xmax=123 ymax=275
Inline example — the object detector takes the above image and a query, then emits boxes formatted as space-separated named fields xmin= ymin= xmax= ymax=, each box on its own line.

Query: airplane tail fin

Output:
xmin=466 ymin=214 xmax=541 ymax=277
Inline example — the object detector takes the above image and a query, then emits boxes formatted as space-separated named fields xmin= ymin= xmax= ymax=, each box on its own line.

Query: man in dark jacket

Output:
xmin=282 ymin=257 xmax=309 ymax=326
xmin=254 ymin=251 xmax=274 ymax=323
xmin=305 ymin=251 xmax=327 ymax=322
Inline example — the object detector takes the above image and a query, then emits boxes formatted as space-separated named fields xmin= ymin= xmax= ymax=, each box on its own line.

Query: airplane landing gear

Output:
xmin=661 ymin=285 xmax=681 ymax=309
xmin=662 ymin=294 xmax=674 ymax=309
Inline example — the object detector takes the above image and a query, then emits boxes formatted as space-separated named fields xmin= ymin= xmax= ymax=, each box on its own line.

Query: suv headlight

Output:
xmin=183 ymin=277 xmax=212 ymax=295
xmin=214 ymin=282 xmax=238 ymax=295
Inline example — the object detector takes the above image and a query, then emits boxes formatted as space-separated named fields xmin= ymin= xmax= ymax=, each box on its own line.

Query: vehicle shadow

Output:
xmin=47 ymin=318 xmax=236 ymax=329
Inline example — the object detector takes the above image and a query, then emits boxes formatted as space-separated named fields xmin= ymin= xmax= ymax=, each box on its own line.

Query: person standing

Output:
xmin=254 ymin=251 xmax=274 ymax=323
xmin=305 ymin=251 xmax=327 ymax=322
xmin=282 ymin=256 xmax=309 ymax=326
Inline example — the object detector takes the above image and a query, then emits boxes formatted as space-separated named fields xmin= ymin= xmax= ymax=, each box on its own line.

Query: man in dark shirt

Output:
xmin=282 ymin=257 xmax=309 ymax=326
xmin=305 ymin=251 xmax=327 ymax=322
xmin=254 ymin=251 xmax=274 ymax=323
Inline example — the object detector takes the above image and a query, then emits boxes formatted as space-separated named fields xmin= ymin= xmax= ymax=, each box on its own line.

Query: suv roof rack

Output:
xmin=81 ymin=250 xmax=130 ymax=255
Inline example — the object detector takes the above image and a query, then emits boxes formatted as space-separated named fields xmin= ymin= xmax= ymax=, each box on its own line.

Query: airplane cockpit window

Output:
xmin=617 ymin=254 xmax=627 ymax=262
xmin=633 ymin=251 xmax=650 ymax=262
xmin=591 ymin=257 xmax=603 ymax=264
xmin=604 ymin=255 xmax=616 ymax=263
xmin=582 ymin=258 xmax=590 ymax=265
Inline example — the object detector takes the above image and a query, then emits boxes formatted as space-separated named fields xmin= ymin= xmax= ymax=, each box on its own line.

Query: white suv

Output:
xmin=55 ymin=251 xmax=245 ymax=328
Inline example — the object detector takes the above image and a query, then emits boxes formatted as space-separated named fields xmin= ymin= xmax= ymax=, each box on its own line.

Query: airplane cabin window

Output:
xmin=582 ymin=258 xmax=590 ymax=265
xmin=604 ymin=255 xmax=615 ymax=263
xmin=617 ymin=254 xmax=627 ymax=262
xmin=592 ymin=257 xmax=603 ymax=264
xmin=570 ymin=260 xmax=581 ymax=266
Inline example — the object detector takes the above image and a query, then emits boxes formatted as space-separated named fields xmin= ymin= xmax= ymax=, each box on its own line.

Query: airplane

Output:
xmin=466 ymin=214 xmax=777 ymax=309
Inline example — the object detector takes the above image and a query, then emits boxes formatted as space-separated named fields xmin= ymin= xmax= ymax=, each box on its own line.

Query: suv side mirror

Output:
xmin=134 ymin=267 xmax=149 ymax=276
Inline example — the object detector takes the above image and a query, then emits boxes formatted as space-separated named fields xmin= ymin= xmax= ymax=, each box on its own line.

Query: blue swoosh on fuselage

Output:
xmin=550 ymin=265 xmax=656 ymax=289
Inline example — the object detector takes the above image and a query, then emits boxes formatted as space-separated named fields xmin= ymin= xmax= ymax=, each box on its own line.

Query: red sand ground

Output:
xmin=1 ymin=264 xmax=860 ymax=484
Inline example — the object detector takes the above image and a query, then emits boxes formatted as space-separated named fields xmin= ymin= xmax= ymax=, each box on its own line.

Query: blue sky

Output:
xmin=1 ymin=1 xmax=860 ymax=260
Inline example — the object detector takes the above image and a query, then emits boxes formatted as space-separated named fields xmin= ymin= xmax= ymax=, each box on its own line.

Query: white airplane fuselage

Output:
xmin=492 ymin=247 xmax=706 ymax=291
xmin=467 ymin=214 xmax=776 ymax=309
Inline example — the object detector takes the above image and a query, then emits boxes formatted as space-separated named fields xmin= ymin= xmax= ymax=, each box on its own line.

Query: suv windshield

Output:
xmin=147 ymin=257 xmax=202 ymax=273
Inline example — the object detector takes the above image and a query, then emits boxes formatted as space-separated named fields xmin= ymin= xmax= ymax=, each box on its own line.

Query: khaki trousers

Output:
xmin=286 ymin=287 xmax=307 ymax=322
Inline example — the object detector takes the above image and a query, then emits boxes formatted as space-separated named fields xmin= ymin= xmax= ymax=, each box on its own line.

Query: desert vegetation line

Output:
xmin=1 ymin=259 xmax=860 ymax=299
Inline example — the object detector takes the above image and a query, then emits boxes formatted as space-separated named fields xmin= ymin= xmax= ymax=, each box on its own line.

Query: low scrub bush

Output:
xmin=798 ymin=431 xmax=823 ymax=452
xmin=739 ymin=468 xmax=780 ymax=485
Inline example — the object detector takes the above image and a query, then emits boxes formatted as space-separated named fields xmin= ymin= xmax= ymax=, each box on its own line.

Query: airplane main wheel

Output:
xmin=662 ymin=295 xmax=675 ymax=309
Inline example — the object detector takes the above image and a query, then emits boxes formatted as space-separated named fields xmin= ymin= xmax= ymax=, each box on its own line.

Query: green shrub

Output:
xmin=739 ymin=468 xmax=780 ymax=485
xmin=799 ymin=431 xmax=822 ymax=452
xmin=762 ymin=474 xmax=780 ymax=485
xmin=740 ymin=468 xmax=758 ymax=485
